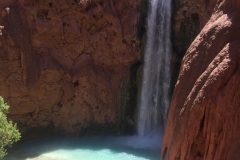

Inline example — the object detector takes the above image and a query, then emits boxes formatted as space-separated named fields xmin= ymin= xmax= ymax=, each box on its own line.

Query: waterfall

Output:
xmin=137 ymin=0 xmax=172 ymax=136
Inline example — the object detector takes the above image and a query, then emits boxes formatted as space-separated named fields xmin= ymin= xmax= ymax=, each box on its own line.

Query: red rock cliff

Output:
xmin=0 ymin=0 xmax=140 ymax=133
xmin=173 ymin=0 xmax=217 ymax=55
xmin=162 ymin=0 xmax=240 ymax=159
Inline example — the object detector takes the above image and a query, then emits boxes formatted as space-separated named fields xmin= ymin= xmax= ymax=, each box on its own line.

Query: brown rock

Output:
xmin=162 ymin=0 xmax=240 ymax=160
xmin=0 ymin=0 xmax=140 ymax=133
xmin=173 ymin=0 xmax=217 ymax=55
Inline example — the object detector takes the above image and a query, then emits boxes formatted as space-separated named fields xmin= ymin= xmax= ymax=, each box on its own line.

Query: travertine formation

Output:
xmin=162 ymin=0 xmax=240 ymax=159
xmin=0 ymin=0 xmax=140 ymax=133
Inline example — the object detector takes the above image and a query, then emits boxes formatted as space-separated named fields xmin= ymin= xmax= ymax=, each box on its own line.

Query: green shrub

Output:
xmin=0 ymin=97 xmax=21 ymax=159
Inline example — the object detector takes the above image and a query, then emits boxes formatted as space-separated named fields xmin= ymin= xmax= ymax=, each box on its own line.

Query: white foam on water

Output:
xmin=113 ymin=131 xmax=163 ymax=149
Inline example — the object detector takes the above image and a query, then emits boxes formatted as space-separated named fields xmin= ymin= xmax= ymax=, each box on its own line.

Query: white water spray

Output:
xmin=137 ymin=0 xmax=172 ymax=136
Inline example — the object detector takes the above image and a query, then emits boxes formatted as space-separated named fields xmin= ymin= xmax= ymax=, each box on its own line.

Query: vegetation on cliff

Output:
xmin=0 ymin=97 xmax=21 ymax=159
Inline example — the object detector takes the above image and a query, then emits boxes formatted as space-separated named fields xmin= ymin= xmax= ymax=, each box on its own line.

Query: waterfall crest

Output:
xmin=137 ymin=0 xmax=172 ymax=136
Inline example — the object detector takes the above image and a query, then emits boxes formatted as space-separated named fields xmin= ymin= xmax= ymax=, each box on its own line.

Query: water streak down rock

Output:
xmin=162 ymin=0 xmax=240 ymax=159
xmin=137 ymin=0 xmax=172 ymax=136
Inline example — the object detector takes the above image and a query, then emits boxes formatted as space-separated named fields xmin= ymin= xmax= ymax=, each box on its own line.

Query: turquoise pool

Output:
xmin=4 ymin=135 xmax=162 ymax=160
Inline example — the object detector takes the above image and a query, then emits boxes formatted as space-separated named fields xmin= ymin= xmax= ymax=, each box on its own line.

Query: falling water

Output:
xmin=137 ymin=0 xmax=172 ymax=136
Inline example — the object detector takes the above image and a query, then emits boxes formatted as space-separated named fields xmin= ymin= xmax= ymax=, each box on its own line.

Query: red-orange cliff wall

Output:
xmin=0 ymin=0 xmax=141 ymax=133
xmin=162 ymin=0 xmax=240 ymax=159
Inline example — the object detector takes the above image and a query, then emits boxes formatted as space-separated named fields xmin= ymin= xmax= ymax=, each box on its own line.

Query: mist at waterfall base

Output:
xmin=6 ymin=134 xmax=162 ymax=160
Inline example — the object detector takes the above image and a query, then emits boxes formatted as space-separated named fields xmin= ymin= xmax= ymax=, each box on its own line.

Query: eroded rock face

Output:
xmin=0 ymin=0 xmax=141 ymax=133
xmin=162 ymin=0 xmax=240 ymax=159
xmin=173 ymin=0 xmax=217 ymax=55
xmin=171 ymin=0 xmax=218 ymax=88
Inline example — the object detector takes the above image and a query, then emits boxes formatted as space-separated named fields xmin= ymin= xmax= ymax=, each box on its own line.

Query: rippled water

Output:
xmin=4 ymin=135 xmax=161 ymax=160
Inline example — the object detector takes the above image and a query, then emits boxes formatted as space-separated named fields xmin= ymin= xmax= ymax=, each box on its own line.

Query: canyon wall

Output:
xmin=171 ymin=0 xmax=217 ymax=86
xmin=162 ymin=0 xmax=240 ymax=159
xmin=0 ymin=0 xmax=141 ymax=134
xmin=173 ymin=0 xmax=217 ymax=55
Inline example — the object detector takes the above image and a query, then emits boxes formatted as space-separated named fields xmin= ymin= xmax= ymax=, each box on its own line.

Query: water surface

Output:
xmin=4 ymin=135 xmax=161 ymax=160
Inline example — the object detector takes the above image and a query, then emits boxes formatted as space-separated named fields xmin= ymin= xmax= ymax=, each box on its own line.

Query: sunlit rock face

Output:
xmin=162 ymin=0 xmax=240 ymax=159
xmin=171 ymin=0 xmax=219 ymax=88
xmin=0 ymin=0 xmax=140 ymax=133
